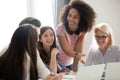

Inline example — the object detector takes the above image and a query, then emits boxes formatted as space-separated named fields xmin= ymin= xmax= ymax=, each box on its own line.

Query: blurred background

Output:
xmin=0 ymin=0 xmax=120 ymax=54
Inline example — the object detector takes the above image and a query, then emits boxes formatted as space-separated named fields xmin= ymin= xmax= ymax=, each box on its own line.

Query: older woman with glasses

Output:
xmin=85 ymin=23 xmax=120 ymax=66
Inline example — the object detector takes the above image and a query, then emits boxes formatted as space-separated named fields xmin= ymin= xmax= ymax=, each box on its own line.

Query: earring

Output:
xmin=40 ymin=39 xmax=42 ymax=42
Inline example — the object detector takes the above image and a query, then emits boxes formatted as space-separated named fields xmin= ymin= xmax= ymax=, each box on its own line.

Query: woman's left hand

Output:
xmin=51 ymin=48 xmax=59 ymax=55
xmin=76 ymin=52 xmax=85 ymax=64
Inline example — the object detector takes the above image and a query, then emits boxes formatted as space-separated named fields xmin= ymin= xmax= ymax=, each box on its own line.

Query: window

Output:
xmin=0 ymin=0 xmax=55 ymax=51
xmin=0 ymin=0 xmax=27 ymax=51
xmin=34 ymin=0 xmax=54 ymax=28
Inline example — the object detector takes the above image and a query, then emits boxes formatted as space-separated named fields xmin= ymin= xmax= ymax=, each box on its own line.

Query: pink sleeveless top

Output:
xmin=56 ymin=23 xmax=86 ymax=66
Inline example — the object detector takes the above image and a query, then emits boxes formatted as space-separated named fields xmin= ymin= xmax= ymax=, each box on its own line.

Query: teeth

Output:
xmin=69 ymin=22 xmax=74 ymax=25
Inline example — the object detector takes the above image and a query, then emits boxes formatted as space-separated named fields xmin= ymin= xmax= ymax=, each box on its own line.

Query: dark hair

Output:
xmin=0 ymin=25 xmax=38 ymax=80
xmin=59 ymin=0 xmax=96 ymax=34
xmin=19 ymin=17 xmax=41 ymax=27
xmin=37 ymin=26 xmax=56 ymax=65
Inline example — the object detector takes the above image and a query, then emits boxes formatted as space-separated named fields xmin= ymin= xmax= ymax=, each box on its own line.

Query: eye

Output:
xmin=95 ymin=35 xmax=108 ymax=40
xmin=101 ymin=36 xmax=107 ymax=38
xmin=44 ymin=34 xmax=48 ymax=37
xmin=74 ymin=15 xmax=79 ymax=19
xmin=50 ymin=33 xmax=54 ymax=36
xmin=95 ymin=35 xmax=100 ymax=38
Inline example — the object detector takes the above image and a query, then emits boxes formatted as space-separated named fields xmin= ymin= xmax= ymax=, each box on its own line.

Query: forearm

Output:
xmin=73 ymin=55 xmax=79 ymax=72
xmin=63 ymin=47 xmax=77 ymax=57
xmin=49 ymin=54 xmax=57 ymax=73
xmin=58 ymin=36 xmax=77 ymax=57
xmin=73 ymin=35 xmax=86 ymax=72
xmin=74 ymin=35 xmax=86 ymax=52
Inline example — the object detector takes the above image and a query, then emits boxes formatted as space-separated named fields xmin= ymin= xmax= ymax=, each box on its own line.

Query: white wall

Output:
xmin=0 ymin=0 xmax=54 ymax=51
xmin=83 ymin=0 xmax=120 ymax=53
xmin=0 ymin=0 xmax=27 ymax=51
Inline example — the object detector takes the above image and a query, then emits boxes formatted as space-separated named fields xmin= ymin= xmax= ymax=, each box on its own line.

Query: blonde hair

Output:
xmin=94 ymin=23 xmax=114 ymax=47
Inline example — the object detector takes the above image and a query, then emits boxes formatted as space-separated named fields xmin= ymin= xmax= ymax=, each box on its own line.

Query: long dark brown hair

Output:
xmin=37 ymin=26 xmax=56 ymax=65
xmin=0 ymin=25 xmax=38 ymax=80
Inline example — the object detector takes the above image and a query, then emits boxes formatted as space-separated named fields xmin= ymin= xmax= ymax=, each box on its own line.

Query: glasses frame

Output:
xmin=95 ymin=35 xmax=108 ymax=40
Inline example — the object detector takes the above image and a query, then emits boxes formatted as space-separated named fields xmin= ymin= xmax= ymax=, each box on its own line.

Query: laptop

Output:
xmin=76 ymin=64 xmax=105 ymax=80
xmin=105 ymin=62 xmax=120 ymax=80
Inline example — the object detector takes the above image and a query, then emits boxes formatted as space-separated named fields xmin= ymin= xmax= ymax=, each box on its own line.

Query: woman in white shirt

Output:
xmin=85 ymin=23 xmax=120 ymax=66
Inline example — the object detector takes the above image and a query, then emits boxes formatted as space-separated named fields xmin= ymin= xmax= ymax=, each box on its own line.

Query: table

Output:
xmin=61 ymin=71 xmax=77 ymax=80
xmin=38 ymin=71 xmax=77 ymax=80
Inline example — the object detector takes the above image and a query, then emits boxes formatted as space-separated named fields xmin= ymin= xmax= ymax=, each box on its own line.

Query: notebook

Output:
xmin=105 ymin=62 xmax=120 ymax=80
xmin=76 ymin=64 xmax=105 ymax=80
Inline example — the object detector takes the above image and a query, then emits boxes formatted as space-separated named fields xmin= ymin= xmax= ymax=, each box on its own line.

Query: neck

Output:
xmin=43 ymin=45 xmax=51 ymax=53
xmin=99 ymin=46 xmax=108 ymax=56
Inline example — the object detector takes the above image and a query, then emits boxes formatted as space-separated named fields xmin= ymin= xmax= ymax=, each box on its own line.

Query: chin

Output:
xmin=48 ymin=44 xmax=53 ymax=47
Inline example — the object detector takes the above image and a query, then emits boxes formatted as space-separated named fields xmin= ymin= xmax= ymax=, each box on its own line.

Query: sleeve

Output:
xmin=56 ymin=24 xmax=65 ymax=37
xmin=84 ymin=45 xmax=94 ymax=66
xmin=37 ymin=50 xmax=50 ymax=79
xmin=0 ymin=44 xmax=9 ymax=56
xmin=117 ymin=45 xmax=120 ymax=62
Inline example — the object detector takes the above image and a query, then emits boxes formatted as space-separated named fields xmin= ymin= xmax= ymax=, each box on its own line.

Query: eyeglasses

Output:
xmin=95 ymin=35 xmax=108 ymax=40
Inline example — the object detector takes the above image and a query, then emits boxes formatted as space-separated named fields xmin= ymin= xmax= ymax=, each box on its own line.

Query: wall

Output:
xmin=55 ymin=0 xmax=69 ymax=28
xmin=83 ymin=0 xmax=120 ymax=53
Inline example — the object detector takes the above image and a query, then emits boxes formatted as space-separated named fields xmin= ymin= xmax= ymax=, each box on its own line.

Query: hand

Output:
xmin=73 ymin=53 xmax=85 ymax=72
xmin=51 ymin=48 xmax=59 ymax=55
xmin=80 ymin=56 xmax=85 ymax=64
xmin=59 ymin=68 xmax=70 ymax=73
xmin=76 ymin=52 xmax=85 ymax=64
xmin=45 ymin=73 xmax=63 ymax=80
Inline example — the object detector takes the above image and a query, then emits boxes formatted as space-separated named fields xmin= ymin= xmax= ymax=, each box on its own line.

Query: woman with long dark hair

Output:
xmin=0 ymin=25 xmax=38 ymax=80
xmin=0 ymin=25 xmax=62 ymax=80
xmin=37 ymin=26 xmax=58 ymax=73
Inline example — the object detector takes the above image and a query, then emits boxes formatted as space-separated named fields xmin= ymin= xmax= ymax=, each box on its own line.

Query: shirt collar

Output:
xmin=106 ymin=47 xmax=111 ymax=53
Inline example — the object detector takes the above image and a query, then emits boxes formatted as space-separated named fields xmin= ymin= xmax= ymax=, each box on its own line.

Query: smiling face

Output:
xmin=40 ymin=28 xmax=55 ymax=48
xmin=67 ymin=8 xmax=80 ymax=32
xmin=95 ymin=30 xmax=109 ymax=48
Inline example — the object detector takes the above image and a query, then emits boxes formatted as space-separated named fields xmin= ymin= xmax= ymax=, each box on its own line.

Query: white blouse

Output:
xmin=85 ymin=45 xmax=120 ymax=66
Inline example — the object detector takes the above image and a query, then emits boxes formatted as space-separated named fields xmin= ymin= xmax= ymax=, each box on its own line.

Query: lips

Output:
xmin=46 ymin=41 xmax=53 ymax=44
xmin=69 ymin=21 xmax=74 ymax=25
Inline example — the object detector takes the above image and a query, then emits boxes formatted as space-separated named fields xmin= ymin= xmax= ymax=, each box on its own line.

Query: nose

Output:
xmin=97 ymin=38 xmax=104 ymax=42
xmin=47 ymin=36 xmax=52 ymax=41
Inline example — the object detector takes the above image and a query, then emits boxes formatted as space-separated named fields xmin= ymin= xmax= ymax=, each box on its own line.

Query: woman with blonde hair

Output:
xmin=85 ymin=23 xmax=120 ymax=66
